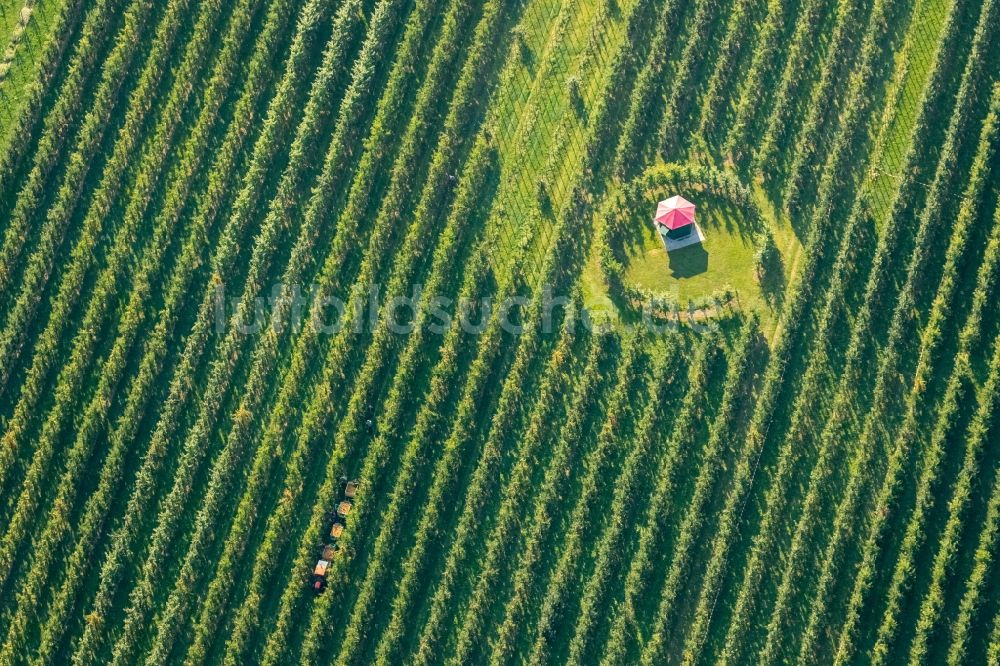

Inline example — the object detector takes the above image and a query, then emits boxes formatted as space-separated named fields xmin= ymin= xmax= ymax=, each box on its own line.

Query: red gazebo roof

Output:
xmin=654 ymin=195 xmax=696 ymax=230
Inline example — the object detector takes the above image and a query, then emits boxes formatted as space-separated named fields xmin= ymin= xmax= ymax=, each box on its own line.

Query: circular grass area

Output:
xmin=595 ymin=163 xmax=788 ymax=320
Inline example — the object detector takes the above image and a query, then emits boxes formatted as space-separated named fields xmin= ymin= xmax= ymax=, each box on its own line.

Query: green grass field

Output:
xmin=0 ymin=0 xmax=66 ymax=145
xmin=0 ymin=0 xmax=999 ymax=663
xmin=607 ymin=176 xmax=799 ymax=330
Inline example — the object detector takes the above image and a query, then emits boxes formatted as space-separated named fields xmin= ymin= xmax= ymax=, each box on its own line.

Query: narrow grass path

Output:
xmin=487 ymin=0 xmax=637 ymax=281
xmin=0 ymin=0 xmax=68 ymax=144
xmin=864 ymin=0 xmax=958 ymax=223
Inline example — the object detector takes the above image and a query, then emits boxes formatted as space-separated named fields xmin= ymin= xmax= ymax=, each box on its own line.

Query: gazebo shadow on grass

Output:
xmin=668 ymin=242 xmax=708 ymax=278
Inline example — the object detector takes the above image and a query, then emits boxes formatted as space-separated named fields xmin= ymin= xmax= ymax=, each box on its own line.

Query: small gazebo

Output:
xmin=654 ymin=195 xmax=696 ymax=240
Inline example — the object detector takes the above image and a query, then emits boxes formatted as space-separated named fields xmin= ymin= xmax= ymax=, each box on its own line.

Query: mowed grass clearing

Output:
xmin=623 ymin=187 xmax=794 ymax=319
